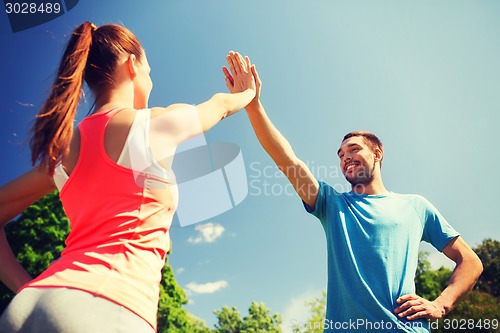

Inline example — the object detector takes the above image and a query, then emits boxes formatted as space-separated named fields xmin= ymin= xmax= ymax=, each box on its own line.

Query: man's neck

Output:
xmin=351 ymin=178 xmax=389 ymax=195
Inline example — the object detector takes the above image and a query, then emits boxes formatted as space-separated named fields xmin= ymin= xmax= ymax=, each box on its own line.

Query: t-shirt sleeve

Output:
xmin=302 ymin=180 xmax=328 ymax=221
xmin=418 ymin=196 xmax=460 ymax=251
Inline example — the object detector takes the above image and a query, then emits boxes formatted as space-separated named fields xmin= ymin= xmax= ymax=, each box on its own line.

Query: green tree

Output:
xmin=214 ymin=305 xmax=244 ymax=333
xmin=213 ymin=302 xmax=282 ymax=333
xmin=416 ymin=248 xmax=500 ymax=333
xmin=292 ymin=291 xmax=326 ymax=333
xmin=156 ymin=260 xmax=210 ymax=333
xmin=415 ymin=252 xmax=453 ymax=301
xmin=242 ymin=302 xmax=282 ymax=332
xmin=429 ymin=290 xmax=499 ymax=333
xmin=415 ymin=251 xmax=453 ymax=300
xmin=188 ymin=314 xmax=211 ymax=333
xmin=0 ymin=191 xmax=69 ymax=311
xmin=0 ymin=191 xmax=210 ymax=333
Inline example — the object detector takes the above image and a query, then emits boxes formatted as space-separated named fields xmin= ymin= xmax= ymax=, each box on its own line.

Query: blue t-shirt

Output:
xmin=304 ymin=181 xmax=459 ymax=332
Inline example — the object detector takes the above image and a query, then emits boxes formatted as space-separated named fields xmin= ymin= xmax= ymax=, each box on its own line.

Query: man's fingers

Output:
xmin=245 ymin=56 xmax=252 ymax=71
xmin=394 ymin=295 xmax=443 ymax=321
xmin=399 ymin=305 xmax=430 ymax=320
xmin=394 ymin=300 xmax=415 ymax=313
xmin=396 ymin=305 xmax=417 ymax=318
xmin=251 ymin=65 xmax=261 ymax=86
xmin=397 ymin=294 xmax=418 ymax=303
xmin=406 ymin=310 xmax=426 ymax=320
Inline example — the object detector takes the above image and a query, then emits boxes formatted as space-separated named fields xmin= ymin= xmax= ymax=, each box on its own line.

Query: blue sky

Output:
xmin=1 ymin=1 xmax=499 ymax=331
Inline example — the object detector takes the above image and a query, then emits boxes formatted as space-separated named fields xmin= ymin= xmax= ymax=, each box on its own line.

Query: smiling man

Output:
xmin=337 ymin=131 xmax=385 ymax=193
xmin=222 ymin=55 xmax=484 ymax=332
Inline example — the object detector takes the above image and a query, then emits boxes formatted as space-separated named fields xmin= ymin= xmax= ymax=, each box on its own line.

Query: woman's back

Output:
xmin=62 ymin=107 xmax=138 ymax=177
xmin=23 ymin=107 xmax=175 ymax=330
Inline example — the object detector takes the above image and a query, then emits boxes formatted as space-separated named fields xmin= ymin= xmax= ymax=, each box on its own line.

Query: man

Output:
xmin=222 ymin=52 xmax=483 ymax=332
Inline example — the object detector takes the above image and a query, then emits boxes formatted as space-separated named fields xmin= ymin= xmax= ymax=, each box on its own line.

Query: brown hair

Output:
xmin=30 ymin=22 xmax=143 ymax=174
xmin=342 ymin=131 xmax=384 ymax=165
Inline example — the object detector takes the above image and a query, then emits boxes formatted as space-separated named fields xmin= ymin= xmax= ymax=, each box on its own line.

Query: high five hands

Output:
xmin=223 ymin=51 xmax=261 ymax=109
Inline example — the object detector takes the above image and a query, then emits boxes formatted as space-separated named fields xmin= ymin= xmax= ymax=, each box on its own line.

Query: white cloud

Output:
xmin=176 ymin=267 xmax=185 ymax=274
xmin=281 ymin=289 xmax=324 ymax=333
xmin=185 ymin=280 xmax=229 ymax=295
xmin=187 ymin=223 xmax=225 ymax=244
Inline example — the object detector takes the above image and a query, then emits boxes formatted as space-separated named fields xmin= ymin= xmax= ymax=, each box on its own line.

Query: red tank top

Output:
xmin=21 ymin=108 xmax=175 ymax=330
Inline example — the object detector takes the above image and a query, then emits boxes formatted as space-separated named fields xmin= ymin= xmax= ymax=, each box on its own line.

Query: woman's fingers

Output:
xmin=226 ymin=52 xmax=237 ymax=76
xmin=226 ymin=51 xmax=251 ymax=76
xmin=222 ymin=66 xmax=234 ymax=86
xmin=233 ymin=51 xmax=246 ymax=73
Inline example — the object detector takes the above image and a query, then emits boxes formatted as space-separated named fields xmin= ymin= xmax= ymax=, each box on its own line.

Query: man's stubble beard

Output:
xmin=346 ymin=160 xmax=376 ymax=187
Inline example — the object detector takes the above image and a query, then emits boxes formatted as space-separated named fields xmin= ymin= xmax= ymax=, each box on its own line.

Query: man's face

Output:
xmin=337 ymin=136 xmax=377 ymax=186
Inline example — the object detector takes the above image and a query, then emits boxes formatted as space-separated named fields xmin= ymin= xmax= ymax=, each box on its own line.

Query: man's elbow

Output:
xmin=464 ymin=250 xmax=483 ymax=284
xmin=472 ymin=253 xmax=483 ymax=280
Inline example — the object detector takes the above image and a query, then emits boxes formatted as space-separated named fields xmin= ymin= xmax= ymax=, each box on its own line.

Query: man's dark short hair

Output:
xmin=342 ymin=131 xmax=384 ymax=166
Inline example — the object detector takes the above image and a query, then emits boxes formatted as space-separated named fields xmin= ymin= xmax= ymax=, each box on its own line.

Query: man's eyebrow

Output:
xmin=337 ymin=143 xmax=361 ymax=156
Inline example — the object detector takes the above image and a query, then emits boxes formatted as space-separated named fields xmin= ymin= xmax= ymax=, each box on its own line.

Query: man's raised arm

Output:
xmin=223 ymin=53 xmax=319 ymax=207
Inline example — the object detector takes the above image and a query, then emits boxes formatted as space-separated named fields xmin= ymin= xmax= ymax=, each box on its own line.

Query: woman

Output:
xmin=0 ymin=22 xmax=255 ymax=332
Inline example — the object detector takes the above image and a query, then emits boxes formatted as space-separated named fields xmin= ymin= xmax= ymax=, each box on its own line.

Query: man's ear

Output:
xmin=127 ymin=54 xmax=138 ymax=80
xmin=374 ymin=148 xmax=383 ymax=163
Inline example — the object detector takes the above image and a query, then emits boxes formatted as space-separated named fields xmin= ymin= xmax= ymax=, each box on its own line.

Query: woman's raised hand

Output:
xmin=222 ymin=51 xmax=256 ymax=95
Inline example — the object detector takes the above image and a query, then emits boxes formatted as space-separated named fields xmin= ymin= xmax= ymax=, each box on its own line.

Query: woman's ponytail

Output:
xmin=30 ymin=22 xmax=95 ymax=174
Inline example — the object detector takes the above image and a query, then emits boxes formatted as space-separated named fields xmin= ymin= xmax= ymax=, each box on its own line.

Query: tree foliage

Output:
xmin=243 ymin=302 xmax=283 ymax=332
xmin=214 ymin=305 xmax=244 ymax=333
xmin=415 ymin=251 xmax=453 ymax=301
xmin=292 ymin=291 xmax=326 ymax=333
xmin=156 ymin=259 xmax=210 ymax=332
xmin=473 ymin=238 xmax=499 ymax=297
xmin=0 ymin=191 xmax=69 ymax=311
xmin=213 ymin=302 xmax=282 ymax=333
xmin=416 ymin=245 xmax=500 ymax=333
xmin=428 ymin=290 xmax=499 ymax=333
